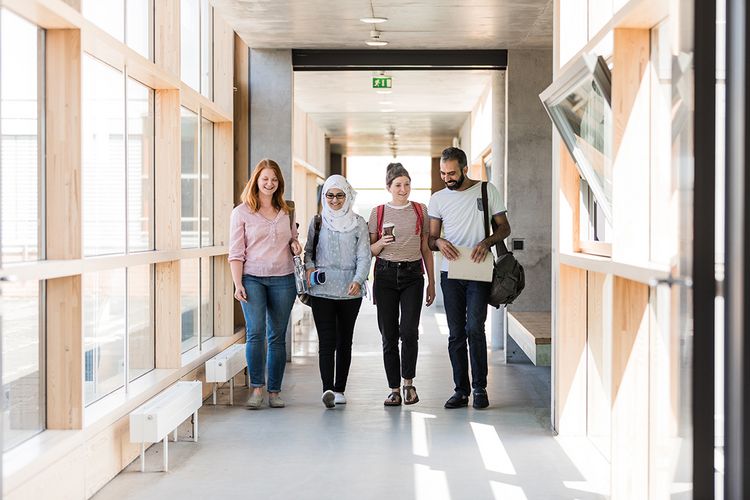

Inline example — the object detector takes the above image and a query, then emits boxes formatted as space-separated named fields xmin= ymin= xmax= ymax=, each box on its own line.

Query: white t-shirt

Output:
xmin=428 ymin=181 xmax=506 ymax=272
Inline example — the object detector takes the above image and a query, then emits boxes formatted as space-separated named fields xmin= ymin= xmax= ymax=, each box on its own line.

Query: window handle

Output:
xmin=648 ymin=274 xmax=693 ymax=288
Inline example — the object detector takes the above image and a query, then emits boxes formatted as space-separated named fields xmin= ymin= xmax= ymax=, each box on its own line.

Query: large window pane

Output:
xmin=200 ymin=0 xmax=213 ymax=99
xmin=1 ymin=10 xmax=42 ymax=265
xmin=200 ymin=257 xmax=213 ymax=343
xmin=200 ymin=118 xmax=213 ymax=246
xmin=126 ymin=0 xmax=152 ymax=60
xmin=82 ymin=55 xmax=126 ymax=256
xmin=127 ymin=78 xmax=154 ymax=252
xmin=82 ymin=0 xmax=125 ymax=42
xmin=84 ymin=269 xmax=126 ymax=405
xmin=181 ymin=258 xmax=199 ymax=353
xmin=128 ymin=265 xmax=154 ymax=382
xmin=180 ymin=0 xmax=200 ymax=91
xmin=0 ymin=279 xmax=43 ymax=450
xmin=181 ymin=107 xmax=199 ymax=248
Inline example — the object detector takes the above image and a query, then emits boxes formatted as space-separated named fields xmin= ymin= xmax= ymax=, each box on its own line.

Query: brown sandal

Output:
xmin=403 ymin=385 xmax=419 ymax=405
xmin=384 ymin=391 xmax=402 ymax=406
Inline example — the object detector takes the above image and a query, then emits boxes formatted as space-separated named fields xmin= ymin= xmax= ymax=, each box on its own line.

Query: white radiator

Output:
xmin=130 ymin=380 xmax=202 ymax=472
xmin=204 ymin=343 xmax=247 ymax=405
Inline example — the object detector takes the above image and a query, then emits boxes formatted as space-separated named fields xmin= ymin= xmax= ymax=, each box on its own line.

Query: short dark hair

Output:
xmin=441 ymin=147 xmax=467 ymax=169
xmin=385 ymin=162 xmax=410 ymax=187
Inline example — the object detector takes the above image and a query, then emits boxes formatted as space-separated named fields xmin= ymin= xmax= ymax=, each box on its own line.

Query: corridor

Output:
xmin=93 ymin=302 xmax=606 ymax=500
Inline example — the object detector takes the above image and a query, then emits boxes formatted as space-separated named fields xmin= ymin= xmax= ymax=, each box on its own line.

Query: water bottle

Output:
xmin=293 ymin=255 xmax=309 ymax=294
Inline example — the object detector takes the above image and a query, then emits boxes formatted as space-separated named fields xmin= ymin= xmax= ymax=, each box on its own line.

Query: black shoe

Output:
xmin=472 ymin=389 xmax=489 ymax=409
xmin=444 ymin=392 xmax=469 ymax=409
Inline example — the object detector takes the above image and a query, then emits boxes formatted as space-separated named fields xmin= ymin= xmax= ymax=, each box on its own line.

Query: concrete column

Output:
xmin=506 ymin=50 xmax=553 ymax=313
xmin=249 ymin=49 xmax=295 ymax=360
xmin=490 ymin=70 xmax=508 ymax=350
xmin=250 ymin=49 xmax=293 ymax=180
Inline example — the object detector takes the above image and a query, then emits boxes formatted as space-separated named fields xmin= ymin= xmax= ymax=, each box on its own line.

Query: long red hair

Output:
xmin=241 ymin=159 xmax=291 ymax=214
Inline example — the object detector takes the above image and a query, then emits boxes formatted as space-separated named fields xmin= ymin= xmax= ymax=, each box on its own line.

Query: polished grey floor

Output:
xmin=93 ymin=302 xmax=606 ymax=500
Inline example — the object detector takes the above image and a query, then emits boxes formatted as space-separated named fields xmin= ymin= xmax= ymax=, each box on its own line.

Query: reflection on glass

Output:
xmin=181 ymin=107 xmax=200 ymax=248
xmin=128 ymin=265 xmax=154 ymax=382
xmin=0 ymin=279 xmax=43 ymax=450
xmin=180 ymin=0 xmax=200 ymax=91
xmin=84 ymin=269 xmax=126 ymax=405
xmin=540 ymin=55 xmax=613 ymax=223
xmin=82 ymin=0 xmax=125 ymax=42
xmin=200 ymin=118 xmax=213 ymax=246
xmin=126 ymin=0 xmax=152 ymax=59
xmin=1 ymin=10 xmax=41 ymax=264
xmin=83 ymin=55 xmax=126 ymax=256
xmin=181 ymin=258 xmax=200 ymax=352
xmin=200 ymin=0 xmax=213 ymax=98
xmin=127 ymin=78 xmax=154 ymax=252
xmin=200 ymin=257 xmax=213 ymax=342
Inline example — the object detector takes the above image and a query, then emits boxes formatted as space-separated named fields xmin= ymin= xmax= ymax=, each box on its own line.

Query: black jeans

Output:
xmin=440 ymin=271 xmax=491 ymax=396
xmin=310 ymin=296 xmax=363 ymax=392
xmin=373 ymin=259 xmax=424 ymax=388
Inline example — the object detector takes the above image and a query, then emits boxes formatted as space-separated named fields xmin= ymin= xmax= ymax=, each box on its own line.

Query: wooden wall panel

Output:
xmin=214 ymin=121 xmax=234 ymax=336
xmin=213 ymin=13 xmax=234 ymax=117
xmin=155 ymin=0 xmax=180 ymax=76
xmin=555 ymin=264 xmax=587 ymax=434
xmin=155 ymin=261 xmax=181 ymax=368
xmin=155 ymin=89 xmax=181 ymax=251
xmin=586 ymin=271 xmax=612 ymax=460
xmin=611 ymin=276 xmax=649 ymax=500
xmin=5 ymin=446 xmax=87 ymax=500
xmin=611 ymin=29 xmax=650 ymax=264
xmin=559 ymin=144 xmax=580 ymax=253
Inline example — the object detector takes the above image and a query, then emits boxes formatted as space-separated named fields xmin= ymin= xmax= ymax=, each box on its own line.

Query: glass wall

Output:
xmin=181 ymin=0 xmax=213 ymax=98
xmin=82 ymin=55 xmax=126 ymax=257
xmin=180 ymin=258 xmax=200 ymax=352
xmin=181 ymin=107 xmax=200 ymax=248
xmin=1 ymin=9 xmax=43 ymax=265
xmin=83 ymin=0 xmax=153 ymax=60
xmin=126 ymin=78 xmax=155 ymax=253
xmin=83 ymin=269 xmax=127 ymax=405
xmin=0 ymin=8 xmax=45 ymax=451
xmin=200 ymin=118 xmax=214 ymax=246
xmin=127 ymin=264 xmax=154 ymax=381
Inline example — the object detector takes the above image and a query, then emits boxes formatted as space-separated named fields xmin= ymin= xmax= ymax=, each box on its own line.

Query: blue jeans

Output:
xmin=239 ymin=274 xmax=297 ymax=392
xmin=440 ymin=271 xmax=490 ymax=396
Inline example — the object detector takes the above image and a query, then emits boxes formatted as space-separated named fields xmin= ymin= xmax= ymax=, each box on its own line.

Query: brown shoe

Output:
xmin=384 ymin=391 xmax=402 ymax=406
xmin=403 ymin=385 xmax=419 ymax=405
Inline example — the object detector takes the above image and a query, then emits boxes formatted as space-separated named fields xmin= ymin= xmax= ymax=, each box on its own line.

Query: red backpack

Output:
xmin=376 ymin=201 xmax=423 ymax=238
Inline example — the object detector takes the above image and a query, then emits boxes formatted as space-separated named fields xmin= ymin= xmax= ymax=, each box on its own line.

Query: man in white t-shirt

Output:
xmin=427 ymin=147 xmax=511 ymax=409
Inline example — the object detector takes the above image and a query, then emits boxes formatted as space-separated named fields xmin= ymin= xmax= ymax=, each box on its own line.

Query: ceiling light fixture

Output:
xmin=366 ymin=30 xmax=388 ymax=46
xmin=375 ymin=89 xmax=392 ymax=95
xmin=360 ymin=16 xmax=388 ymax=23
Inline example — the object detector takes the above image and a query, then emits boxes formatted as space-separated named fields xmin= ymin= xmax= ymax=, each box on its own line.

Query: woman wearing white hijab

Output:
xmin=304 ymin=175 xmax=371 ymax=408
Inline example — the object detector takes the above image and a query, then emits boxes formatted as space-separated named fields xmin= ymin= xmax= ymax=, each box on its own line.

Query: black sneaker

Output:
xmin=444 ymin=392 xmax=469 ymax=409
xmin=472 ymin=389 xmax=489 ymax=409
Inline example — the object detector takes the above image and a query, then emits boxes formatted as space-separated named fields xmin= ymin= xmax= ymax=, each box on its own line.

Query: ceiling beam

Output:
xmin=292 ymin=50 xmax=508 ymax=71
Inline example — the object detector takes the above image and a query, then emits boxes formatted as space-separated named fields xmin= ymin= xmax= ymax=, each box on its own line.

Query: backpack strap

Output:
xmin=376 ymin=204 xmax=385 ymax=238
xmin=311 ymin=215 xmax=322 ymax=263
xmin=410 ymin=201 xmax=423 ymax=235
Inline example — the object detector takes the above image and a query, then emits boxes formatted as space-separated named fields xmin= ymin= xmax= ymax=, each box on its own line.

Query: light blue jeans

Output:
xmin=239 ymin=274 xmax=297 ymax=392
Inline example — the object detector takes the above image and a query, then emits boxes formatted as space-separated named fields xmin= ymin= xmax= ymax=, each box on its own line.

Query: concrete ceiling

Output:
xmin=294 ymin=70 xmax=493 ymax=156
xmin=213 ymin=0 xmax=553 ymax=50
xmin=212 ymin=0 xmax=550 ymax=157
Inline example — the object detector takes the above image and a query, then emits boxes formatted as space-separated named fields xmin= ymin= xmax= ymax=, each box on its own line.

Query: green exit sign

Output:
xmin=372 ymin=77 xmax=392 ymax=89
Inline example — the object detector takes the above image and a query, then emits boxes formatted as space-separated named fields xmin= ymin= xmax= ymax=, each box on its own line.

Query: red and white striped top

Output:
xmin=367 ymin=202 xmax=428 ymax=262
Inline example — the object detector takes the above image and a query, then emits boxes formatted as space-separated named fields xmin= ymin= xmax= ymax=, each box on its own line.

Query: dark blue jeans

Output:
xmin=373 ymin=259 xmax=424 ymax=388
xmin=239 ymin=274 xmax=297 ymax=392
xmin=440 ymin=271 xmax=490 ymax=396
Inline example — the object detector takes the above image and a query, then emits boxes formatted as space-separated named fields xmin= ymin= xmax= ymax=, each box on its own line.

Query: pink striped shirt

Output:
xmin=228 ymin=203 xmax=298 ymax=277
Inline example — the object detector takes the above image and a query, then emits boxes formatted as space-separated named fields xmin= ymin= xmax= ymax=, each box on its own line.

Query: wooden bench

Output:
xmin=205 ymin=343 xmax=247 ymax=405
xmin=506 ymin=312 xmax=551 ymax=366
xmin=129 ymin=381 xmax=202 ymax=472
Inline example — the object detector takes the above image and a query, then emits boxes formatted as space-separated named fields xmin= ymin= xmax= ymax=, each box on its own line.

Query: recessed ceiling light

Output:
xmin=365 ymin=39 xmax=388 ymax=46
xmin=360 ymin=16 xmax=388 ymax=23
xmin=376 ymin=90 xmax=392 ymax=95
xmin=381 ymin=109 xmax=395 ymax=113
xmin=378 ymin=101 xmax=393 ymax=105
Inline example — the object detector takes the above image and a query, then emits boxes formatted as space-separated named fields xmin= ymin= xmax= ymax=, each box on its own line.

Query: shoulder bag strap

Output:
xmin=481 ymin=182 xmax=509 ymax=256
xmin=312 ymin=215 xmax=322 ymax=263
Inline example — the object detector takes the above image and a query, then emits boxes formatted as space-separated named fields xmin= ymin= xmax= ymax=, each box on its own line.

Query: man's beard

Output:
xmin=446 ymin=172 xmax=465 ymax=190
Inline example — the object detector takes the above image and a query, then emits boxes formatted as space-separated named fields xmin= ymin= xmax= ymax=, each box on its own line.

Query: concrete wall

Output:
xmin=250 ymin=49 xmax=293 ymax=180
xmin=506 ymin=49 xmax=553 ymax=312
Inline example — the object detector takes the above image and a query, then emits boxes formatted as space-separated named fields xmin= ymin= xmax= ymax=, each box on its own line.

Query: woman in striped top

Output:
xmin=368 ymin=163 xmax=435 ymax=406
